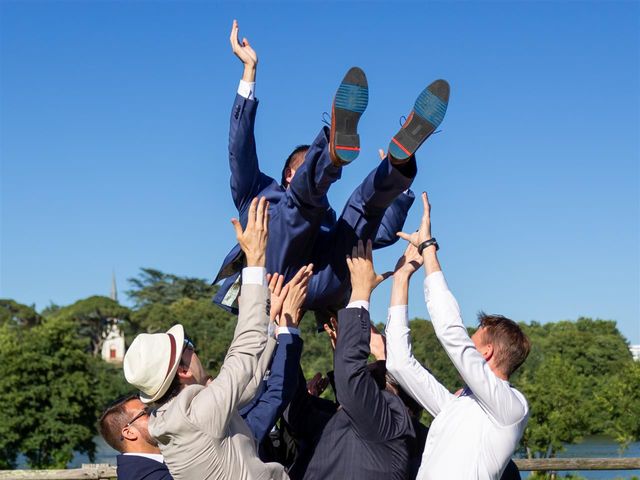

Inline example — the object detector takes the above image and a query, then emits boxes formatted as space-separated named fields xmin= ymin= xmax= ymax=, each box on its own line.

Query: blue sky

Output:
xmin=1 ymin=1 xmax=638 ymax=344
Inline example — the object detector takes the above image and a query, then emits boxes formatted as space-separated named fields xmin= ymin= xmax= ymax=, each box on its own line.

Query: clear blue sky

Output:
xmin=1 ymin=2 xmax=638 ymax=344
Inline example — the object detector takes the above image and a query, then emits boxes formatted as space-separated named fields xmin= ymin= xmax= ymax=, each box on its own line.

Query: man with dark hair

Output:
xmin=283 ymin=240 xmax=420 ymax=480
xmin=214 ymin=21 xmax=450 ymax=315
xmin=387 ymin=192 xmax=531 ymax=479
xmin=98 ymin=395 xmax=172 ymax=480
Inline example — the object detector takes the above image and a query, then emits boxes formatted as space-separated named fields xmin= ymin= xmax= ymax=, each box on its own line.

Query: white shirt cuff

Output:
xmin=238 ymin=79 xmax=256 ymax=100
xmin=347 ymin=300 xmax=370 ymax=311
xmin=242 ymin=266 xmax=266 ymax=286
xmin=276 ymin=326 xmax=300 ymax=337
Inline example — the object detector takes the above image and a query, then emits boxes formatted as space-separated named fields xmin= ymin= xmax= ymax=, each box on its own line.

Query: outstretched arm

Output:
xmin=190 ymin=198 xmax=273 ymax=437
xmin=240 ymin=266 xmax=312 ymax=442
xmin=228 ymin=20 xmax=273 ymax=213
xmin=334 ymin=240 xmax=405 ymax=440
xmin=398 ymin=193 xmax=527 ymax=426
xmin=385 ymin=243 xmax=454 ymax=417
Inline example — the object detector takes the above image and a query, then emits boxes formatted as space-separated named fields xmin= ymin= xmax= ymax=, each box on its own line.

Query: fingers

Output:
xmin=246 ymin=197 xmax=258 ymax=229
xmin=357 ymin=239 xmax=365 ymax=259
xmin=230 ymin=19 xmax=239 ymax=49
xmin=231 ymin=218 xmax=243 ymax=240
xmin=422 ymin=191 xmax=431 ymax=217
xmin=397 ymin=231 xmax=412 ymax=242
xmin=330 ymin=316 xmax=338 ymax=332
xmin=366 ymin=239 xmax=373 ymax=262
xmin=263 ymin=200 xmax=270 ymax=231
xmin=378 ymin=148 xmax=385 ymax=160
xmin=274 ymin=273 xmax=284 ymax=296
xmin=255 ymin=196 xmax=266 ymax=229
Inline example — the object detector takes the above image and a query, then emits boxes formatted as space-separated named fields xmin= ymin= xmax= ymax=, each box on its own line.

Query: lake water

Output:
xmin=67 ymin=436 xmax=639 ymax=479
xmin=522 ymin=436 xmax=640 ymax=479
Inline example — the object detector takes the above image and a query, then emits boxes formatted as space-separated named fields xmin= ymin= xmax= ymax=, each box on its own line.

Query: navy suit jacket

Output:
xmin=213 ymin=95 xmax=414 ymax=313
xmin=116 ymin=454 xmax=173 ymax=480
xmin=293 ymin=307 xmax=415 ymax=480
xmin=240 ymin=332 xmax=304 ymax=444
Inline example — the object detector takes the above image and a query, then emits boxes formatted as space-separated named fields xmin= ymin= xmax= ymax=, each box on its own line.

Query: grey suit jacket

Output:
xmin=149 ymin=283 xmax=286 ymax=480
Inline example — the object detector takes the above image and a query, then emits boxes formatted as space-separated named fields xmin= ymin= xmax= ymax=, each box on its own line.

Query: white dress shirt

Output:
xmin=385 ymin=271 xmax=529 ymax=480
xmin=122 ymin=452 xmax=165 ymax=463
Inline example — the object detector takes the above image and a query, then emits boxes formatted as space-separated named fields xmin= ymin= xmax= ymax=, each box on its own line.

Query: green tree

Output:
xmin=518 ymin=355 xmax=589 ymax=459
xmin=0 ymin=299 xmax=41 ymax=328
xmin=50 ymin=296 xmax=131 ymax=356
xmin=127 ymin=268 xmax=216 ymax=308
xmin=595 ymin=360 xmax=640 ymax=452
xmin=0 ymin=318 xmax=130 ymax=468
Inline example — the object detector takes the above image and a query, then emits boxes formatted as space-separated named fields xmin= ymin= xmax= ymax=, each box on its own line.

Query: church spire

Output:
xmin=110 ymin=270 xmax=118 ymax=302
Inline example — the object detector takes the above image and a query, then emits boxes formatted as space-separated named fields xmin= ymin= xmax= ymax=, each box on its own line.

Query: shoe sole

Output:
xmin=388 ymin=79 xmax=449 ymax=163
xmin=331 ymin=67 xmax=369 ymax=165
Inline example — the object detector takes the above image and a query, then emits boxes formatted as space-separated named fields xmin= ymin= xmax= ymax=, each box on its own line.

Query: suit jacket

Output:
xmin=301 ymin=307 xmax=415 ymax=480
xmin=240 ymin=332 xmax=304 ymax=444
xmin=116 ymin=454 xmax=172 ymax=480
xmin=149 ymin=283 xmax=288 ymax=480
xmin=213 ymin=94 xmax=414 ymax=313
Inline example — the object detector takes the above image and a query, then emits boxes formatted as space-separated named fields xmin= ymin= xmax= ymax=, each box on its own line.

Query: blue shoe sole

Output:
xmin=389 ymin=79 xmax=449 ymax=162
xmin=331 ymin=67 xmax=368 ymax=165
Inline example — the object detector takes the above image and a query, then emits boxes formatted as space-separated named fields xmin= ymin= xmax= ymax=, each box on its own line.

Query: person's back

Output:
xmin=419 ymin=386 xmax=527 ymax=478
xmin=303 ymin=388 xmax=413 ymax=480
xmin=149 ymin=385 xmax=286 ymax=480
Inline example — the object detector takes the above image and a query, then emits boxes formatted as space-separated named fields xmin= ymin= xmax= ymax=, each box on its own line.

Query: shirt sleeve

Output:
xmin=385 ymin=305 xmax=454 ymax=417
xmin=242 ymin=266 xmax=266 ymax=286
xmin=425 ymin=271 xmax=527 ymax=426
xmin=346 ymin=300 xmax=370 ymax=311
xmin=237 ymin=79 xmax=256 ymax=100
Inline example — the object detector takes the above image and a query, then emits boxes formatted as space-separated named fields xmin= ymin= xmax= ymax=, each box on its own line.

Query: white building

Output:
xmin=630 ymin=345 xmax=640 ymax=362
xmin=101 ymin=272 xmax=125 ymax=364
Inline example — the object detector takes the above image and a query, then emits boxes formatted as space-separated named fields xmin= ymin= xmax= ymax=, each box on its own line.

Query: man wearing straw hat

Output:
xmin=124 ymin=197 xmax=291 ymax=480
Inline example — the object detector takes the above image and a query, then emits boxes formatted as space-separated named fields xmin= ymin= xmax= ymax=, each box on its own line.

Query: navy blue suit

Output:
xmin=300 ymin=307 xmax=415 ymax=480
xmin=239 ymin=332 xmax=303 ymax=446
xmin=116 ymin=454 xmax=173 ymax=480
xmin=213 ymin=94 xmax=416 ymax=312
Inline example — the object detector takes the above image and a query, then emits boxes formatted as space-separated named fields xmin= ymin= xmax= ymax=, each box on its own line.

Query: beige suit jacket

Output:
xmin=149 ymin=283 xmax=286 ymax=480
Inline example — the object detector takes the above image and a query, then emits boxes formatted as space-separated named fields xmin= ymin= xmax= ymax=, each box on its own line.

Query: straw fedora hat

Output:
xmin=123 ymin=324 xmax=185 ymax=404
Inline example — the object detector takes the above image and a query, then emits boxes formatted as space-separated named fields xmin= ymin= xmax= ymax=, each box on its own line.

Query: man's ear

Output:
xmin=284 ymin=167 xmax=294 ymax=184
xmin=482 ymin=343 xmax=494 ymax=362
xmin=176 ymin=364 xmax=192 ymax=380
xmin=121 ymin=425 xmax=138 ymax=442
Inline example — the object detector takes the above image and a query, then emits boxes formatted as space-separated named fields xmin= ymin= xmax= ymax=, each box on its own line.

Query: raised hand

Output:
xmin=267 ymin=272 xmax=288 ymax=323
xmin=346 ymin=239 xmax=389 ymax=302
xmin=393 ymin=242 xmax=424 ymax=278
xmin=230 ymin=19 xmax=258 ymax=80
xmin=397 ymin=191 xmax=432 ymax=247
xmin=307 ymin=372 xmax=330 ymax=397
xmin=322 ymin=315 xmax=338 ymax=350
xmin=280 ymin=264 xmax=313 ymax=328
xmin=231 ymin=196 xmax=269 ymax=267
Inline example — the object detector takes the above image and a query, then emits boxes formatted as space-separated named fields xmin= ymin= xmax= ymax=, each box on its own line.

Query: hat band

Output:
xmin=166 ymin=333 xmax=177 ymax=379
